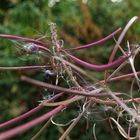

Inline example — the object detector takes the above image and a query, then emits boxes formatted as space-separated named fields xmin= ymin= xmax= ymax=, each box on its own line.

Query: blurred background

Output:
xmin=0 ymin=0 xmax=140 ymax=139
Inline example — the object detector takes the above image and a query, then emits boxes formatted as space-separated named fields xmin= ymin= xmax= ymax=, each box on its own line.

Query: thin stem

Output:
xmin=0 ymin=34 xmax=48 ymax=46
xmin=64 ymin=51 xmax=130 ymax=71
xmin=21 ymin=76 xmax=103 ymax=97
xmin=106 ymin=61 xmax=128 ymax=80
xmin=0 ymin=65 xmax=53 ymax=70
xmin=31 ymin=119 xmax=52 ymax=140
xmin=0 ymin=105 xmax=43 ymax=129
xmin=106 ymin=88 xmax=140 ymax=122
xmin=43 ymin=96 xmax=84 ymax=106
xmin=64 ymin=28 xmax=121 ymax=51
xmin=0 ymin=92 xmax=63 ymax=129
xmin=0 ymin=34 xmax=51 ymax=53
xmin=21 ymin=76 xmax=123 ymax=97
xmin=57 ymin=126 xmax=71 ymax=140
xmin=109 ymin=16 xmax=138 ymax=63
xmin=91 ymin=97 xmax=140 ymax=105
xmin=0 ymin=105 xmax=64 ymax=140
xmin=54 ymin=56 xmax=103 ymax=85
xmin=37 ymin=45 xmax=51 ymax=53
xmin=104 ymin=71 xmax=140 ymax=83
xmin=59 ymin=102 xmax=91 ymax=140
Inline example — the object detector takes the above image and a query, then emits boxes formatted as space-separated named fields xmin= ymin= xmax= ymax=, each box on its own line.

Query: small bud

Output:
xmin=45 ymin=70 xmax=55 ymax=80
xmin=24 ymin=43 xmax=39 ymax=53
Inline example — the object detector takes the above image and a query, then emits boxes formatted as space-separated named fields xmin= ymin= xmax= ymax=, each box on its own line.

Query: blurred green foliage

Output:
xmin=0 ymin=0 xmax=140 ymax=139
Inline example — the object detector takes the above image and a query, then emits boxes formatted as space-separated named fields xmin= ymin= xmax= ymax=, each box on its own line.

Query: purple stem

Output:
xmin=107 ymin=71 xmax=140 ymax=82
xmin=0 ymin=34 xmax=47 ymax=46
xmin=64 ymin=28 xmax=121 ymax=51
xmin=109 ymin=16 xmax=138 ymax=63
xmin=0 ymin=105 xmax=64 ymax=140
xmin=0 ymin=105 xmax=43 ymax=129
xmin=21 ymin=76 xmax=101 ymax=96
xmin=21 ymin=76 xmax=122 ymax=97
xmin=36 ymin=45 xmax=51 ymax=53
xmin=0 ymin=65 xmax=52 ymax=70
xmin=65 ymin=52 xmax=130 ymax=71
xmin=0 ymin=34 xmax=51 ymax=53
xmin=0 ymin=92 xmax=63 ymax=129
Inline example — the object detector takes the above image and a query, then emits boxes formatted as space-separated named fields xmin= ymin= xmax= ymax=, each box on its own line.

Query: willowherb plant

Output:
xmin=1 ymin=16 xmax=140 ymax=140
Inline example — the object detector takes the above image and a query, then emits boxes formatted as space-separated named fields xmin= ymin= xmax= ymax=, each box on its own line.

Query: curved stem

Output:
xmin=109 ymin=16 xmax=138 ymax=63
xmin=64 ymin=28 xmax=121 ymax=51
xmin=65 ymin=51 xmax=130 ymax=71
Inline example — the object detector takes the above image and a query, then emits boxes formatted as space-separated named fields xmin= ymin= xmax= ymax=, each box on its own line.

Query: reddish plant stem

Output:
xmin=0 ymin=105 xmax=43 ymax=129
xmin=0 ymin=34 xmax=51 ymax=53
xmin=0 ymin=65 xmax=52 ymax=70
xmin=109 ymin=16 xmax=138 ymax=63
xmin=91 ymin=97 xmax=140 ymax=105
xmin=21 ymin=76 xmax=101 ymax=96
xmin=100 ymin=71 xmax=140 ymax=83
xmin=0 ymin=92 xmax=63 ymax=129
xmin=0 ymin=64 xmax=62 ymax=70
xmin=64 ymin=28 xmax=121 ymax=51
xmin=106 ymin=88 xmax=140 ymax=122
xmin=0 ymin=34 xmax=47 ymax=46
xmin=21 ymin=76 xmax=123 ymax=97
xmin=36 ymin=45 xmax=51 ymax=53
xmin=0 ymin=105 xmax=64 ymax=140
xmin=64 ymin=51 xmax=130 ymax=71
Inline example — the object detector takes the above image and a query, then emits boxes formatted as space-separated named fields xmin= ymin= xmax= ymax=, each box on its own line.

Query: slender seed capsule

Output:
xmin=64 ymin=28 xmax=121 ymax=51
xmin=65 ymin=52 xmax=130 ymax=71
